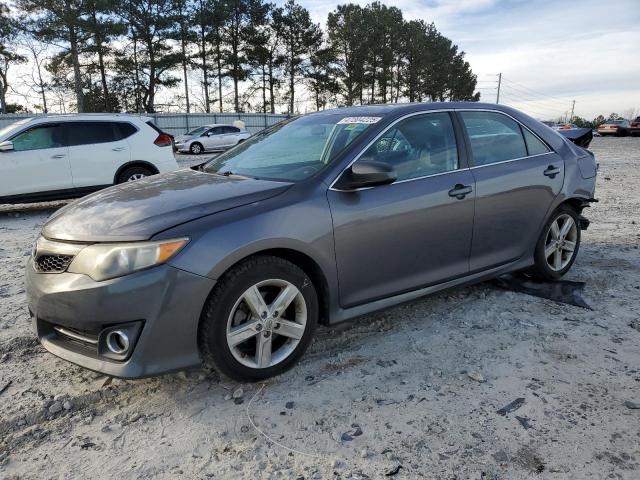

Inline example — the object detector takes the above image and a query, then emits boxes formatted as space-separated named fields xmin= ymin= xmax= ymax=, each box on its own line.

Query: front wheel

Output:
xmin=189 ymin=142 xmax=203 ymax=154
xmin=198 ymin=256 xmax=318 ymax=381
xmin=528 ymin=205 xmax=581 ymax=281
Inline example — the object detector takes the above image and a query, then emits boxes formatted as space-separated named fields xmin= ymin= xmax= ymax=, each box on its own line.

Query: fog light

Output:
xmin=105 ymin=330 xmax=130 ymax=354
xmin=98 ymin=321 xmax=143 ymax=361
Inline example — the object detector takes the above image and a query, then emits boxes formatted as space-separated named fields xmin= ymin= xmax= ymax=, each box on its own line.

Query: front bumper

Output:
xmin=174 ymin=143 xmax=191 ymax=153
xmin=26 ymin=260 xmax=216 ymax=378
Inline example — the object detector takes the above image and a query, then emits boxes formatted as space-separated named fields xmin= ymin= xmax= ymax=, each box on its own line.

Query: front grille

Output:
xmin=34 ymin=254 xmax=73 ymax=273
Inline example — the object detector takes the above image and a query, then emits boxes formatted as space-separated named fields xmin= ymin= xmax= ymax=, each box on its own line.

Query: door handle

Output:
xmin=51 ymin=154 xmax=66 ymax=159
xmin=543 ymin=165 xmax=560 ymax=178
xmin=448 ymin=184 xmax=473 ymax=200
xmin=112 ymin=147 xmax=126 ymax=151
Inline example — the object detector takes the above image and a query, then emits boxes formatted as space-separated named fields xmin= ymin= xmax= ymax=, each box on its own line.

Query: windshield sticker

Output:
xmin=337 ymin=116 xmax=382 ymax=125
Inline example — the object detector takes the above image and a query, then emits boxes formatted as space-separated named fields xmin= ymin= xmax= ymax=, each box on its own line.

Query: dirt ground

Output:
xmin=0 ymin=138 xmax=639 ymax=479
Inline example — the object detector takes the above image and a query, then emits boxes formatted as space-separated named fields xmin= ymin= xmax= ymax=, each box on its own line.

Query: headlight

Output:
xmin=68 ymin=238 xmax=188 ymax=281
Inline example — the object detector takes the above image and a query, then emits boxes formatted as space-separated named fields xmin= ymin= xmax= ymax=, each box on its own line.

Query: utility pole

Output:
xmin=570 ymin=100 xmax=575 ymax=123
xmin=496 ymin=73 xmax=502 ymax=104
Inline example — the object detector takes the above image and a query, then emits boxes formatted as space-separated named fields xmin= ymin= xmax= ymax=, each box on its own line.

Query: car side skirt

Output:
xmin=0 ymin=185 xmax=110 ymax=205
xmin=330 ymin=256 xmax=533 ymax=324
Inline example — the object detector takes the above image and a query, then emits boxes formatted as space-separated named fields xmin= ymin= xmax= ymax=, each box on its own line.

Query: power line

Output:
xmin=499 ymin=93 xmax=568 ymax=114
xmin=499 ymin=85 xmax=569 ymax=109
xmin=500 ymin=76 xmax=569 ymax=103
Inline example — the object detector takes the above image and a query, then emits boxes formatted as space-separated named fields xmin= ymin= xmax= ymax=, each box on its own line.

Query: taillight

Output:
xmin=154 ymin=134 xmax=173 ymax=147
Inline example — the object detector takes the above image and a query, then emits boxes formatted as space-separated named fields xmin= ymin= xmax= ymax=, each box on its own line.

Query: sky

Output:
xmin=291 ymin=0 xmax=640 ymax=120
xmin=6 ymin=0 xmax=640 ymax=120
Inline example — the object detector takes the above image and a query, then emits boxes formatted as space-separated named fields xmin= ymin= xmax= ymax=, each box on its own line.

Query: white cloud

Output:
xmin=295 ymin=0 xmax=640 ymax=118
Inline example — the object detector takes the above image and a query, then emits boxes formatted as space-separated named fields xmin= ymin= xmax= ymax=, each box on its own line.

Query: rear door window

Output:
xmin=223 ymin=126 xmax=240 ymax=134
xmin=66 ymin=121 xmax=117 ymax=146
xmin=460 ymin=111 xmax=527 ymax=166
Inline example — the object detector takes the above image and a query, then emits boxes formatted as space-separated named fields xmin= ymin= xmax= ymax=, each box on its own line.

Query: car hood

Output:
xmin=174 ymin=134 xmax=193 ymax=143
xmin=43 ymin=169 xmax=292 ymax=242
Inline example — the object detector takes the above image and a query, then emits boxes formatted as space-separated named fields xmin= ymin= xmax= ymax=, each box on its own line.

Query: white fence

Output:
xmin=0 ymin=112 xmax=290 ymax=136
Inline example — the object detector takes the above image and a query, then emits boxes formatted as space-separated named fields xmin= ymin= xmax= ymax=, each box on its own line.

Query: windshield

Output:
xmin=187 ymin=126 xmax=208 ymax=136
xmin=203 ymin=114 xmax=379 ymax=181
xmin=0 ymin=118 xmax=32 ymax=139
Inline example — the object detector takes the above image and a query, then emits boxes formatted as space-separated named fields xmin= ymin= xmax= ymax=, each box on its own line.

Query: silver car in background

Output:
xmin=174 ymin=124 xmax=251 ymax=154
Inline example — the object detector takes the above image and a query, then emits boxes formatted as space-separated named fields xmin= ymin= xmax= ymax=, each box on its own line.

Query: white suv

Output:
xmin=0 ymin=114 xmax=178 ymax=203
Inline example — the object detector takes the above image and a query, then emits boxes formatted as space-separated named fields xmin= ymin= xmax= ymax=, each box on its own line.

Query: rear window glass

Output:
xmin=460 ymin=111 xmax=527 ymax=166
xmin=522 ymin=128 xmax=549 ymax=155
xmin=114 ymin=122 xmax=137 ymax=140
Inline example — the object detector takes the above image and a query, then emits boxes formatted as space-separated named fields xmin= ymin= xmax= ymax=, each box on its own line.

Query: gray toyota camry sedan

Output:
xmin=26 ymin=102 xmax=597 ymax=381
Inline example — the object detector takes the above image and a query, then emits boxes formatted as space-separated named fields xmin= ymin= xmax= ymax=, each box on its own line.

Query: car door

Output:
xmin=65 ymin=121 xmax=131 ymax=188
xmin=221 ymin=126 xmax=240 ymax=146
xmin=327 ymin=112 xmax=475 ymax=307
xmin=457 ymin=110 xmax=563 ymax=272
xmin=0 ymin=123 xmax=72 ymax=197
xmin=203 ymin=127 xmax=225 ymax=150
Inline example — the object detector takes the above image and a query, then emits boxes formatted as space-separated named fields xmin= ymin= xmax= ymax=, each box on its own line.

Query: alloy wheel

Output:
xmin=226 ymin=279 xmax=307 ymax=369
xmin=544 ymin=213 xmax=578 ymax=271
xmin=127 ymin=173 xmax=147 ymax=182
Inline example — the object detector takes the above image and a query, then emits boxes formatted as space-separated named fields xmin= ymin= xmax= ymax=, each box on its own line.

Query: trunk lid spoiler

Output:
xmin=558 ymin=127 xmax=593 ymax=148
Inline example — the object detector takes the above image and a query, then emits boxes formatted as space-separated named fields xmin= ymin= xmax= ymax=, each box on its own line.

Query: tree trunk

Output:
xmin=268 ymin=58 xmax=275 ymax=114
xmin=35 ymin=60 xmax=48 ymax=113
xmin=262 ymin=65 xmax=267 ymax=113
xmin=200 ymin=25 xmax=210 ymax=112
xmin=133 ymin=35 xmax=142 ymax=113
xmin=289 ymin=51 xmax=295 ymax=114
xmin=216 ymin=37 xmax=223 ymax=112
xmin=180 ymin=22 xmax=190 ymax=113
xmin=146 ymin=38 xmax=156 ymax=113
xmin=92 ymin=11 xmax=110 ymax=112
xmin=231 ymin=11 xmax=240 ymax=113
xmin=232 ymin=36 xmax=240 ymax=112
xmin=68 ymin=26 xmax=84 ymax=113
xmin=0 ymin=73 xmax=7 ymax=114
xmin=182 ymin=44 xmax=190 ymax=113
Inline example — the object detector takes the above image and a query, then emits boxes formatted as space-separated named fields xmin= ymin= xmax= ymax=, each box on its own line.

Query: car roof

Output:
xmin=27 ymin=113 xmax=152 ymax=123
xmin=309 ymin=101 xmax=530 ymax=118
xmin=198 ymin=124 xmax=243 ymax=128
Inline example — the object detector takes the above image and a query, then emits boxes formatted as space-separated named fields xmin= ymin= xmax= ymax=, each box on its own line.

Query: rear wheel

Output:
xmin=199 ymin=256 xmax=318 ymax=381
xmin=528 ymin=205 xmax=581 ymax=281
xmin=117 ymin=165 xmax=154 ymax=184
xmin=190 ymin=142 xmax=203 ymax=154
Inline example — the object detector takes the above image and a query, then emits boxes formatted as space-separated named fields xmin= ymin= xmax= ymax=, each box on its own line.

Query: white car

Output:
xmin=0 ymin=114 xmax=178 ymax=204
xmin=174 ymin=124 xmax=251 ymax=154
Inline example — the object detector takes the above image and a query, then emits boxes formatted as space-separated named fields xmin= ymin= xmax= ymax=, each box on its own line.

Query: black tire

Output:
xmin=116 ymin=165 xmax=154 ymax=184
xmin=198 ymin=255 xmax=318 ymax=381
xmin=528 ymin=205 xmax=581 ymax=281
xmin=190 ymin=142 xmax=203 ymax=154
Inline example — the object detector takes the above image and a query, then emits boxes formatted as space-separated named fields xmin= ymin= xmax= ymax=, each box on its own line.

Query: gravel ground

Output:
xmin=0 ymin=138 xmax=639 ymax=479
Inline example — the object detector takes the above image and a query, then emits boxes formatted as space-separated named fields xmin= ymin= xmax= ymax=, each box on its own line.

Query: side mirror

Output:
xmin=335 ymin=159 xmax=397 ymax=190
xmin=0 ymin=140 xmax=14 ymax=152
